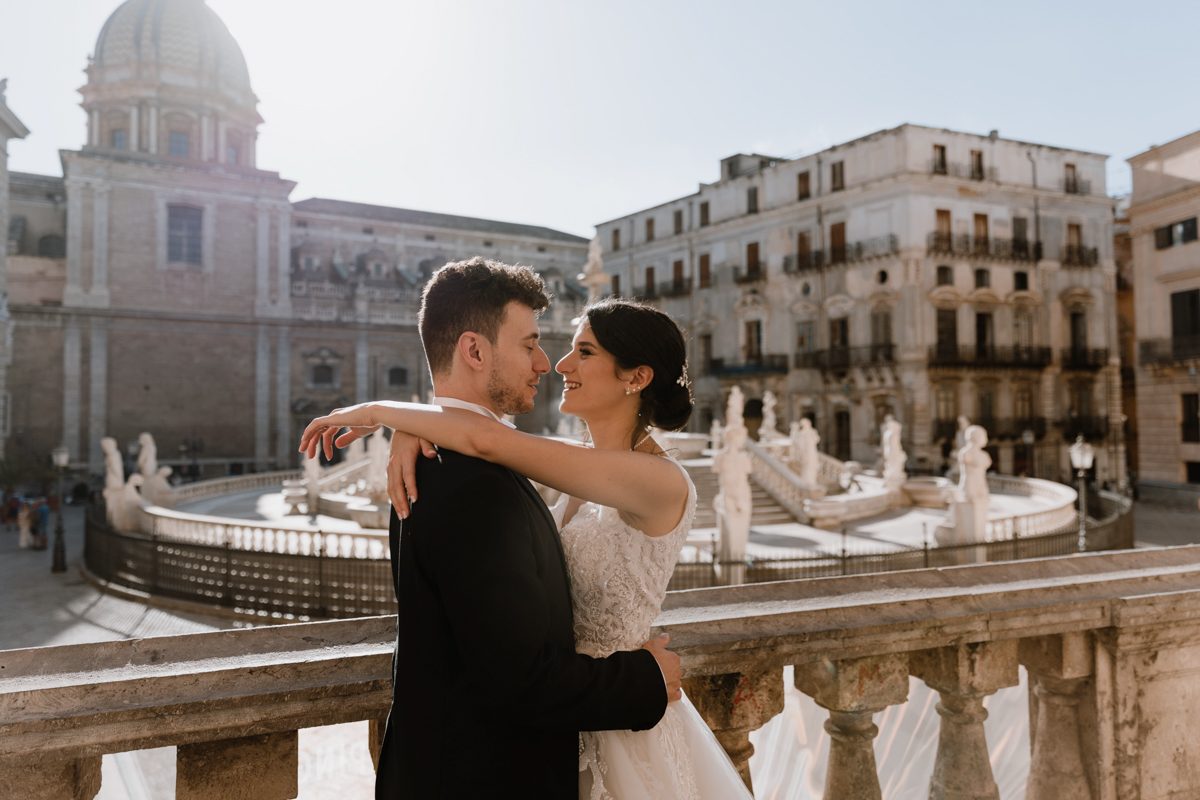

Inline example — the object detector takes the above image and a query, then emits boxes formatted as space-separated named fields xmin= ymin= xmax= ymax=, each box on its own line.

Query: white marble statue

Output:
xmin=366 ymin=430 xmax=390 ymax=503
xmin=790 ymin=418 xmax=821 ymax=489
xmin=304 ymin=447 xmax=322 ymax=514
xmin=881 ymin=414 xmax=907 ymax=491
xmin=947 ymin=415 xmax=971 ymax=480
xmin=102 ymin=437 xmax=124 ymax=492
xmin=713 ymin=390 xmax=753 ymax=584
xmin=109 ymin=474 xmax=146 ymax=531
xmin=709 ymin=421 xmax=724 ymax=453
xmin=136 ymin=432 xmax=157 ymax=479
xmin=958 ymin=425 xmax=992 ymax=505
xmin=143 ymin=466 xmax=176 ymax=508
xmin=726 ymin=386 xmax=746 ymax=431
xmin=760 ymin=391 xmax=783 ymax=441
xmin=578 ymin=236 xmax=608 ymax=302
xmin=936 ymin=424 xmax=992 ymax=550
xmin=555 ymin=417 xmax=574 ymax=438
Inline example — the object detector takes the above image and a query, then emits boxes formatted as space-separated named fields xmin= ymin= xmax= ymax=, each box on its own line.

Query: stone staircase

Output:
xmin=683 ymin=461 xmax=798 ymax=529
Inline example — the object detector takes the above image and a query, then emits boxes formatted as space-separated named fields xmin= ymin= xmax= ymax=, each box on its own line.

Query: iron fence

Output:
xmin=927 ymin=233 xmax=1041 ymax=261
xmin=1139 ymin=336 xmax=1200 ymax=366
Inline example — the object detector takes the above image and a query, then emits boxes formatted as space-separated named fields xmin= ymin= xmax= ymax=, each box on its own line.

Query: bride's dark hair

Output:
xmin=582 ymin=299 xmax=693 ymax=446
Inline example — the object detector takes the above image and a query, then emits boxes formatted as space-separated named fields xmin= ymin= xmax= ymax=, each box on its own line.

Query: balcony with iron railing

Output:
xmin=927 ymin=232 xmax=1041 ymax=262
xmin=794 ymin=344 xmax=896 ymax=370
xmin=1060 ymin=347 xmax=1109 ymax=370
xmin=1138 ymin=335 xmax=1200 ymax=366
xmin=1062 ymin=177 xmax=1093 ymax=195
xmin=929 ymin=160 xmax=999 ymax=182
xmin=783 ymin=235 xmax=900 ymax=273
xmin=931 ymin=417 xmax=1047 ymax=442
xmin=1057 ymin=415 xmax=1110 ymax=440
xmin=732 ymin=265 xmax=766 ymax=284
xmin=708 ymin=354 xmax=789 ymax=377
xmin=928 ymin=345 xmax=1053 ymax=370
xmin=1060 ymin=245 xmax=1100 ymax=267
xmin=658 ymin=277 xmax=693 ymax=297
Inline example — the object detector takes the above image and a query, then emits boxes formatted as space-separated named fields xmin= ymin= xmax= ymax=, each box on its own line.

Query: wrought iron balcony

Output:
xmin=927 ymin=232 xmax=1041 ymax=262
xmin=931 ymin=417 xmax=1047 ymax=442
xmin=794 ymin=345 xmax=896 ymax=370
xmin=928 ymin=345 xmax=1052 ymax=369
xmin=1060 ymin=245 xmax=1099 ymax=267
xmin=658 ymin=278 xmax=693 ymax=297
xmin=1060 ymin=347 xmax=1108 ymax=370
xmin=1057 ymin=415 xmax=1109 ymax=440
xmin=636 ymin=283 xmax=659 ymax=300
xmin=1062 ymin=178 xmax=1093 ymax=195
xmin=708 ymin=354 xmax=789 ymax=377
xmin=1139 ymin=336 xmax=1200 ymax=366
xmin=783 ymin=235 xmax=900 ymax=274
xmin=733 ymin=265 xmax=767 ymax=284
xmin=928 ymin=160 xmax=998 ymax=182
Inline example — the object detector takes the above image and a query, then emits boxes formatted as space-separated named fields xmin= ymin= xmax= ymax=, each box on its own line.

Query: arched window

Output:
xmin=37 ymin=235 xmax=66 ymax=258
xmin=388 ymin=367 xmax=408 ymax=387
xmin=168 ymin=131 xmax=190 ymax=158
xmin=167 ymin=205 xmax=203 ymax=265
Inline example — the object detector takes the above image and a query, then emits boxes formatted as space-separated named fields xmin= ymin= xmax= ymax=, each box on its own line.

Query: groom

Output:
xmin=374 ymin=258 xmax=680 ymax=798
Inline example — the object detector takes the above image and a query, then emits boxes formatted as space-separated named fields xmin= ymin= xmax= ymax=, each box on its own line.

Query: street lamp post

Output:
xmin=1069 ymin=435 xmax=1095 ymax=553
xmin=51 ymin=446 xmax=70 ymax=573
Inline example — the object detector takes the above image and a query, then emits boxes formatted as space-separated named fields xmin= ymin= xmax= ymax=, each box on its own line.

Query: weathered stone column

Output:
xmin=794 ymin=653 xmax=909 ymax=800
xmin=176 ymin=731 xmax=298 ymax=800
xmin=1020 ymin=632 xmax=1095 ymax=800
xmin=910 ymin=640 xmax=1019 ymax=800
xmin=683 ymin=668 xmax=784 ymax=792
xmin=0 ymin=756 xmax=101 ymax=800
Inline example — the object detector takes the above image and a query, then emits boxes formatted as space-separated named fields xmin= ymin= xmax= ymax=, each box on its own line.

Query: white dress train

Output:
xmin=552 ymin=460 xmax=753 ymax=800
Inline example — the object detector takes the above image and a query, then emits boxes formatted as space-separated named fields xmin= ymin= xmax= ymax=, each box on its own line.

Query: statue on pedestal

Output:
xmin=136 ymin=432 xmax=158 ymax=479
xmin=759 ymin=391 xmax=783 ymax=441
xmin=135 ymin=433 xmax=175 ymax=506
xmin=112 ymin=474 xmax=146 ymax=531
xmin=345 ymin=432 xmax=366 ymax=465
xmin=712 ymin=388 xmax=752 ymax=584
xmin=304 ymin=448 xmax=322 ymax=515
xmin=936 ymin=424 xmax=992 ymax=549
xmin=366 ymin=430 xmax=390 ymax=503
xmin=947 ymin=415 xmax=971 ymax=481
xmin=881 ymin=414 xmax=907 ymax=491
xmin=789 ymin=418 xmax=822 ymax=491
xmin=102 ymin=437 xmax=125 ymax=527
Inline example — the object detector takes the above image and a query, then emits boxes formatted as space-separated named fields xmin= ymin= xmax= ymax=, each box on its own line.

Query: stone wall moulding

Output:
xmin=789 ymin=298 xmax=820 ymax=317
xmin=928 ymin=286 xmax=964 ymax=309
xmin=733 ymin=290 xmax=769 ymax=315
xmin=824 ymin=293 xmax=855 ymax=319
xmin=1059 ymin=286 xmax=1097 ymax=310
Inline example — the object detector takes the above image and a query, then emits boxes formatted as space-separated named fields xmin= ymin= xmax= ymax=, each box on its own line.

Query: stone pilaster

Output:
xmin=255 ymin=325 xmax=271 ymax=466
xmin=64 ymin=179 xmax=85 ymax=306
xmin=147 ymin=104 xmax=158 ymax=154
xmin=794 ymin=653 xmax=910 ymax=800
xmin=276 ymin=207 xmax=291 ymax=311
xmin=910 ymin=640 xmax=1020 ymax=800
xmin=90 ymin=185 xmax=110 ymax=305
xmin=274 ymin=327 xmax=292 ymax=466
xmin=129 ymin=103 xmax=139 ymax=152
xmin=1020 ymin=632 xmax=1096 ymax=800
xmin=356 ymin=329 xmax=369 ymax=403
xmin=256 ymin=204 xmax=271 ymax=309
xmin=683 ymin=668 xmax=784 ymax=792
xmin=176 ymin=731 xmax=298 ymax=800
xmin=87 ymin=318 xmax=107 ymax=477
xmin=63 ymin=319 xmax=82 ymax=461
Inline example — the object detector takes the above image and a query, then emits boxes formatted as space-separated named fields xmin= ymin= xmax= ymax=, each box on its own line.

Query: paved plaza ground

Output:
xmin=2 ymin=492 xmax=1195 ymax=799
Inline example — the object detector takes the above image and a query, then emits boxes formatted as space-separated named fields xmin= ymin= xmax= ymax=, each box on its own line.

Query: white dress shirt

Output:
xmin=431 ymin=396 xmax=517 ymax=428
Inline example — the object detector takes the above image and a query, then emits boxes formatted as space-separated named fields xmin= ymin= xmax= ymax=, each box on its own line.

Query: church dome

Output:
xmin=93 ymin=0 xmax=252 ymax=98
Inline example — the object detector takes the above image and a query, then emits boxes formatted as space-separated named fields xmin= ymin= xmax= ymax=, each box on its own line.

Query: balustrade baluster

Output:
xmin=176 ymin=731 xmax=298 ymax=800
xmin=794 ymin=653 xmax=909 ymax=800
xmin=683 ymin=669 xmax=784 ymax=791
xmin=1020 ymin=632 xmax=1096 ymax=800
xmin=0 ymin=756 xmax=101 ymax=800
xmin=910 ymin=640 xmax=1019 ymax=800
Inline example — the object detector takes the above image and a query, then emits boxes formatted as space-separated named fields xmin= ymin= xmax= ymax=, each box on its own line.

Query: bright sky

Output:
xmin=1 ymin=0 xmax=1196 ymax=238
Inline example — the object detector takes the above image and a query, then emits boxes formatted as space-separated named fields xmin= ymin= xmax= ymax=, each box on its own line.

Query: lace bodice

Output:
xmin=552 ymin=460 xmax=696 ymax=659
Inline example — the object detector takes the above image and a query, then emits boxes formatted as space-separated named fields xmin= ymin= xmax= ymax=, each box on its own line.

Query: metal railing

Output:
xmin=1062 ymin=177 xmax=1093 ymax=195
xmin=927 ymin=232 xmax=1041 ymax=261
xmin=732 ymin=265 xmax=766 ymax=284
xmin=1056 ymin=416 xmax=1110 ymax=440
xmin=1139 ymin=336 xmax=1200 ymax=366
xmin=929 ymin=160 xmax=998 ymax=182
xmin=928 ymin=345 xmax=1052 ymax=369
xmin=708 ymin=354 xmax=790 ymax=377
xmin=1060 ymin=347 xmax=1109 ymax=370
xmin=1061 ymin=245 xmax=1100 ymax=267
xmin=783 ymin=235 xmax=900 ymax=273
xmin=794 ymin=344 xmax=896 ymax=370
xmin=658 ymin=278 xmax=693 ymax=297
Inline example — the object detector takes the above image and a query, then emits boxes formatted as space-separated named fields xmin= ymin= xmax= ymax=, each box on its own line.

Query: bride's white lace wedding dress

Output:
xmin=551 ymin=460 xmax=753 ymax=800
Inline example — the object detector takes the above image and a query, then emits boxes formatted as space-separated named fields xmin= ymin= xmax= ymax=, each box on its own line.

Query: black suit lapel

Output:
xmin=507 ymin=468 xmax=574 ymax=595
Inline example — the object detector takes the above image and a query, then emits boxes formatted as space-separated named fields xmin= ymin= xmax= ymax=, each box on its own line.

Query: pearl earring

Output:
xmin=625 ymin=388 xmax=632 ymax=395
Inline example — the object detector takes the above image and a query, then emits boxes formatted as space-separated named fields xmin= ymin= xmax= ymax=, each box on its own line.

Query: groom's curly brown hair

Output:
xmin=419 ymin=257 xmax=551 ymax=377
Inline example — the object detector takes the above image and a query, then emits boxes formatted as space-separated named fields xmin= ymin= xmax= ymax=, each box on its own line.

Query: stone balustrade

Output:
xmin=171 ymin=470 xmax=303 ymax=505
xmin=8 ymin=546 xmax=1200 ymax=799
xmin=744 ymin=439 xmax=812 ymax=520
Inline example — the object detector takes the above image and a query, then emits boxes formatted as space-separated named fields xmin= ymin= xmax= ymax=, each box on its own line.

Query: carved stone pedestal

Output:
xmin=683 ymin=669 xmax=784 ymax=792
xmin=177 ymin=731 xmax=299 ymax=800
xmin=1020 ymin=632 xmax=1096 ymax=800
xmin=794 ymin=653 xmax=909 ymax=800
xmin=0 ymin=756 xmax=101 ymax=800
xmin=911 ymin=640 xmax=1019 ymax=800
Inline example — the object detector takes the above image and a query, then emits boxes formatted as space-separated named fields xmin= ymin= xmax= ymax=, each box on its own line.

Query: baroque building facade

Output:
xmin=0 ymin=80 xmax=30 ymax=462
xmin=3 ymin=0 xmax=587 ymax=481
xmin=598 ymin=124 xmax=1124 ymax=484
xmin=1127 ymin=130 xmax=1200 ymax=494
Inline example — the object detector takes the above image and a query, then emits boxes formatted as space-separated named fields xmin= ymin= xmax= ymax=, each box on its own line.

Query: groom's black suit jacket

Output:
xmin=375 ymin=448 xmax=668 ymax=799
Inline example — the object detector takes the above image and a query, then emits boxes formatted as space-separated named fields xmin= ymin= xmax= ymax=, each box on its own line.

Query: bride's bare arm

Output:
xmin=299 ymin=402 xmax=689 ymax=536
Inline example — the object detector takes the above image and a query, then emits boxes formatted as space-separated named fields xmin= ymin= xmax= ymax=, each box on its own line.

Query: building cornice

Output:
xmin=1125 ymin=182 xmax=1200 ymax=223
xmin=10 ymin=303 xmax=418 ymax=334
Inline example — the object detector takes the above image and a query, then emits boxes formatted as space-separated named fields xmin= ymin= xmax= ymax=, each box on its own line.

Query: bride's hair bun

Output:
xmin=582 ymin=299 xmax=693 ymax=436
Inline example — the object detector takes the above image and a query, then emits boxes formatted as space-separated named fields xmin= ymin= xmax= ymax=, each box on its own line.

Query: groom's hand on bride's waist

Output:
xmin=640 ymin=633 xmax=682 ymax=702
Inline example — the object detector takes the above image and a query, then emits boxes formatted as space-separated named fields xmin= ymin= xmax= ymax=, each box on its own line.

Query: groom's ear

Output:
xmin=456 ymin=331 xmax=487 ymax=374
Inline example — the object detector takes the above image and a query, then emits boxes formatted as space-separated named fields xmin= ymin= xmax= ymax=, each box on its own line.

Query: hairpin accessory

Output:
xmin=676 ymin=362 xmax=690 ymax=389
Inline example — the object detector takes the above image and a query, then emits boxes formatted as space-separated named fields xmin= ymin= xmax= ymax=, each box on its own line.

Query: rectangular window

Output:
xmin=829 ymin=318 xmax=849 ymax=349
xmin=674 ymin=209 xmax=683 ymax=235
xmin=1071 ymin=312 xmax=1088 ymax=351
xmin=797 ymin=171 xmax=811 ymax=200
xmin=1064 ymin=163 xmax=1078 ymax=193
xmin=1183 ymin=218 xmax=1199 ymax=244
xmin=796 ymin=321 xmax=814 ymax=352
xmin=698 ymin=254 xmax=711 ymax=288
xmin=797 ymin=232 xmax=811 ymax=267
xmin=830 ymin=222 xmax=846 ymax=264
xmin=937 ymin=265 xmax=954 ymax=286
xmin=1172 ymin=289 xmax=1200 ymax=338
xmin=168 ymin=131 xmax=190 ymax=158
xmin=745 ymin=320 xmax=763 ymax=360
xmin=937 ymin=308 xmax=958 ymax=352
xmin=936 ymin=209 xmax=952 ymax=236
xmin=167 ymin=205 xmax=203 ymax=265
xmin=1157 ymin=218 xmax=1198 ymax=249
xmin=1015 ymin=313 xmax=1033 ymax=348
xmin=970 ymin=150 xmax=984 ymax=180
xmin=747 ymin=186 xmax=758 ymax=214
xmin=1013 ymin=217 xmax=1028 ymax=243
xmin=936 ymin=386 xmax=958 ymax=422
xmin=976 ymin=312 xmax=994 ymax=353
xmin=746 ymin=242 xmax=760 ymax=272
xmin=644 ymin=266 xmax=655 ymax=294
xmin=1068 ymin=223 xmax=1082 ymax=248
xmin=978 ymin=386 xmax=996 ymax=421
xmin=1183 ymin=394 xmax=1200 ymax=443
xmin=1015 ymin=386 xmax=1034 ymax=420
xmin=645 ymin=218 xmax=655 ymax=242
xmin=672 ymin=260 xmax=684 ymax=288
xmin=1188 ymin=462 xmax=1200 ymax=484
xmin=111 ymin=129 xmax=126 ymax=150
xmin=1015 ymin=271 xmax=1029 ymax=291
xmin=871 ymin=310 xmax=892 ymax=345
xmin=699 ymin=202 xmax=710 ymax=227
xmin=830 ymin=161 xmax=844 ymax=192
xmin=1156 ymin=225 xmax=1174 ymax=250
xmin=975 ymin=268 xmax=990 ymax=289
xmin=612 ymin=228 xmax=620 ymax=251
xmin=699 ymin=334 xmax=713 ymax=375
xmin=388 ymin=367 xmax=409 ymax=387
xmin=974 ymin=214 xmax=989 ymax=251
xmin=227 ymin=145 xmax=239 ymax=165
xmin=933 ymin=145 xmax=947 ymax=174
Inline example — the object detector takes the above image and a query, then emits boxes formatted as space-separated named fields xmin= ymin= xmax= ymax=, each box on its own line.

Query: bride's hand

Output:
xmin=387 ymin=431 xmax=437 ymax=519
xmin=299 ymin=404 xmax=381 ymax=460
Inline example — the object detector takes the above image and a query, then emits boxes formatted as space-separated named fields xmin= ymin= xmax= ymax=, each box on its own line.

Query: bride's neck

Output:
xmin=583 ymin=409 xmax=646 ymax=452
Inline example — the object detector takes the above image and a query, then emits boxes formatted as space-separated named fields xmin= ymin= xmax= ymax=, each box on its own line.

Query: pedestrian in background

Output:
xmin=34 ymin=500 xmax=49 ymax=550
xmin=5 ymin=495 xmax=17 ymax=532
xmin=17 ymin=502 xmax=31 ymax=549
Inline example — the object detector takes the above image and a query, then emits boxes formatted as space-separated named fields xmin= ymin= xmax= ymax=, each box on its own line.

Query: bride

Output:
xmin=300 ymin=299 xmax=752 ymax=800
